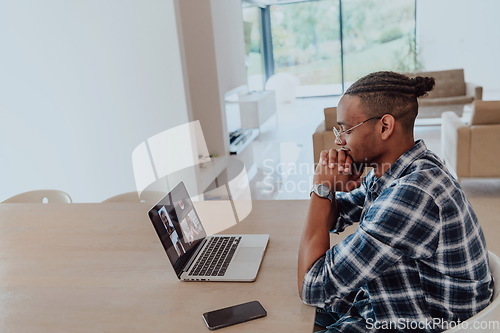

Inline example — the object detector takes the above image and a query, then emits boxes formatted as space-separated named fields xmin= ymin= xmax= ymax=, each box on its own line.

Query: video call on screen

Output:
xmin=150 ymin=185 xmax=206 ymax=272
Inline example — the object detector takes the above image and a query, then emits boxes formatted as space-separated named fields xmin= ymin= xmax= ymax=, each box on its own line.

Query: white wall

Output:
xmin=417 ymin=0 xmax=500 ymax=92
xmin=0 ymin=0 xmax=190 ymax=202
xmin=176 ymin=0 xmax=226 ymax=158
xmin=211 ymin=0 xmax=248 ymax=96
xmin=175 ymin=0 xmax=247 ymax=157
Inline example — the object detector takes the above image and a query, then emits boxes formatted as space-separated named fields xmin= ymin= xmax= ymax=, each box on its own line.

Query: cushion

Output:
xmin=418 ymin=95 xmax=473 ymax=106
xmin=470 ymin=101 xmax=500 ymax=125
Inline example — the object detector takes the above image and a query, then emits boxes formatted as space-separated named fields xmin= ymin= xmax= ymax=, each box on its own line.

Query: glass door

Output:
xmin=270 ymin=0 xmax=343 ymax=96
xmin=342 ymin=0 xmax=417 ymax=88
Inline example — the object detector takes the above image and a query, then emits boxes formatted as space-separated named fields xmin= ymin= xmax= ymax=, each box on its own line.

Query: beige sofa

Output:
xmin=407 ymin=68 xmax=482 ymax=107
xmin=407 ymin=69 xmax=482 ymax=118
xmin=312 ymin=107 xmax=342 ymax=164
xmin=441 ymin=100 xmax=500 ymax=179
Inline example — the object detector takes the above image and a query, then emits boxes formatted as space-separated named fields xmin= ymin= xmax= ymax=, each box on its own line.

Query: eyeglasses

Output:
xmin=333 ymin=117 xmax=382 ymax=144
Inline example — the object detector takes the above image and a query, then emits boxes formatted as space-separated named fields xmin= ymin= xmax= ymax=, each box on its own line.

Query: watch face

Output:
xmin=317 ymin=184 xmax=330 ymax=196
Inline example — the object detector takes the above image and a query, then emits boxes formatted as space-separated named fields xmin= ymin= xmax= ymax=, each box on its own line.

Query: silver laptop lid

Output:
xmin=148 ymin=182 xmax=207 ymax=278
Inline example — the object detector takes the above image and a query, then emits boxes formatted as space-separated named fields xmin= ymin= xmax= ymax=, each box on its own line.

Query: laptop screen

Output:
xmin=148 ymin=182 xmax=207 ymax=277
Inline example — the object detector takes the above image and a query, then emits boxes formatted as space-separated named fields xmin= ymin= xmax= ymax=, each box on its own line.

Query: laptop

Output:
xmin=148 ymin=181 xmax=269 ymax=282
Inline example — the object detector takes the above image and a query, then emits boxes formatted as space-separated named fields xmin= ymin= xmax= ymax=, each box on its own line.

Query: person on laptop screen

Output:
xmin=298 ymin=71 xmax=494 ymax=332
xmin=160 ymin=209 xmax=175 ymax=235
xmin=157 ymin=207 xmax=186 ymax=259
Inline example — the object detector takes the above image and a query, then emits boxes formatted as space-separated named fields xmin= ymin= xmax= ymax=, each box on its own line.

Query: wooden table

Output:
xmin=0 ymin=200 xmax=315 ymax=332
xmin=2 ymin=198 xmax=498 ymax=332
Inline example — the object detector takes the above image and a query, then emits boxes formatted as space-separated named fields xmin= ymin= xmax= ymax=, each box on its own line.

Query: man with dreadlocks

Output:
xmin=298 ymin=71 xmax=494 ymax=332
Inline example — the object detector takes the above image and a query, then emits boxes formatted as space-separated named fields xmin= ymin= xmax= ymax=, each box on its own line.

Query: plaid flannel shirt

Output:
xmin=302 ymin=140 xmax=494 ymax=332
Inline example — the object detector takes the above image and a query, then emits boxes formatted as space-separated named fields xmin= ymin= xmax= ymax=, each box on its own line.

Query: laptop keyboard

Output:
xmin=189 ymin=236 xmax=241 ymax=277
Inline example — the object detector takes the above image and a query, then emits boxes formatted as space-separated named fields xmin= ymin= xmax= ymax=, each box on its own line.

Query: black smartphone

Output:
xmin=202 ymin=300 xmax=267 ymax=330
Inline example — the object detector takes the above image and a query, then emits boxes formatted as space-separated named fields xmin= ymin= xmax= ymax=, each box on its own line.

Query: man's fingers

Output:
xmin=343 ymin=155 xmax=355 ymax=174
xmin=336 ymin=149 xmax=349 ymax=172
xmin=319 ymin=150 xmax=329 ymax=165
xmin=328 ymin=149 xmax=338 ymax=168
xmin=328 ymin=149 xmax=337 ymax=168
xmin=315 ymin=148 xmax=364 ymax=192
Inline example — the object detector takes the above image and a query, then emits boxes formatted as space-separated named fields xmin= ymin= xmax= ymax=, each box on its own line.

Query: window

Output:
xmin=242 ymin=0 xmax=417 ymax=97
xmin=342 ymin=0 xmax=417 ymax=88
xmin=271 ymin=1 xmax=342 ymax=96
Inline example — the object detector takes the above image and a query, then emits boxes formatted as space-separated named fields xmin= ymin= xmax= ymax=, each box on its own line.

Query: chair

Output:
xmin=406 ymin=68 xmax=482 ymax=118
xmin=443 ymin=251 xmax=500 ymax=332
xmin=102 ymin=191 xmax=164 ymax=204
xmin=265 ymin=73 xmax=300 ymax=104
xmin=2 ymin=190 xmax=72 ymax=203
xmin=441 ymin=100 xmax=500 ymax=180
xmin=102 ymin=192 xmax=140 ymax=203
xmin=312 ymin=107 xmax=342 ymax=164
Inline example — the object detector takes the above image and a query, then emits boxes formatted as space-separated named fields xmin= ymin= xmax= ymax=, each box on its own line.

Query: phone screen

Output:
xmin=202 ymin=301 xmax=267 ymax=330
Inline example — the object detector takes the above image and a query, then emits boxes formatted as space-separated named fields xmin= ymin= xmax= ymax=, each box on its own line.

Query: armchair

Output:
xmin=407 ymin=69 xmax=482 ymax=118
xmin=312 ymin=107 xmax=342 ymax=164
xmin=441 ymin=101 xmax=500 ymax=180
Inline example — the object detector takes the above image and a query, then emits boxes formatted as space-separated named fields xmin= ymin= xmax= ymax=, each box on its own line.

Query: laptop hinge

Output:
xmin=182 ymin=238 xmax=207 ymax=275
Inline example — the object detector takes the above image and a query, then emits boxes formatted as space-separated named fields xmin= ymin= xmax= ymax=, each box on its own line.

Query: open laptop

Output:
xmin=148 ymin=181 xmax=269 ymax=282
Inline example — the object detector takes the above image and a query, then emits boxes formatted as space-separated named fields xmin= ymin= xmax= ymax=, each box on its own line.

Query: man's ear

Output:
xmin=379 ymin=114 xmax=395 ymax=140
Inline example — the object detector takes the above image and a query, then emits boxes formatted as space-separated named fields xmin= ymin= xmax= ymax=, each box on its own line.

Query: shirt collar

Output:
xmin=367 ymin=139 xmax=428 ymax=194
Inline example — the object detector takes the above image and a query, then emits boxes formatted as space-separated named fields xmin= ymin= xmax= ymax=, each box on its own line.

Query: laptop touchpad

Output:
xmin=235 ymin=247 xmax=260 ymax=262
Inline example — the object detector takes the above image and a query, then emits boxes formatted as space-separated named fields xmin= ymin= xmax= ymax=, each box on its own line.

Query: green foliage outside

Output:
xmin=244 ymin=0 xmax=419 ymax=90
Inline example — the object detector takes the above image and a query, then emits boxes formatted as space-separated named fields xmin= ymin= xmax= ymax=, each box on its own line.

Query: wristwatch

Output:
xmin=310 ymin=184 xmax=334 ymax=203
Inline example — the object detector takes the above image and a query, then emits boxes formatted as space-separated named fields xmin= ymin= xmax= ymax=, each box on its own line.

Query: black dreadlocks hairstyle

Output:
xmin=344 ymin=71 xmax=435 ymax=131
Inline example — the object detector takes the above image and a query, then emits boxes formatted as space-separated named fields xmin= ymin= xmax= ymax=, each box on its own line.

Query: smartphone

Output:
xmin=202 ymin=300 xmax=267 ymax=330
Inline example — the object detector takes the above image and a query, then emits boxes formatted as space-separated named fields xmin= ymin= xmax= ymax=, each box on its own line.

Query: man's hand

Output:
xmin=314 ymin=149 xmax=363 ymax=192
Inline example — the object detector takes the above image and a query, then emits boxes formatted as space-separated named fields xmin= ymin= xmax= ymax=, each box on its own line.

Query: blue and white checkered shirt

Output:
xmin=302 ymin=140 xmax=494 ymax=332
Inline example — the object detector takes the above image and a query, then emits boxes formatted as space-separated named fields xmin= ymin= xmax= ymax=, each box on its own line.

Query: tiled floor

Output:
xmin=247 ymin=96 xmax=495 ymax=200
